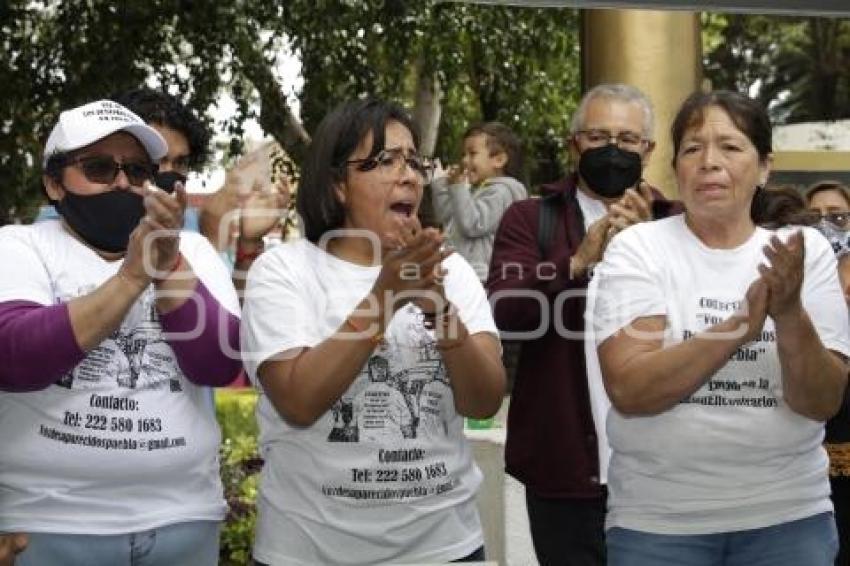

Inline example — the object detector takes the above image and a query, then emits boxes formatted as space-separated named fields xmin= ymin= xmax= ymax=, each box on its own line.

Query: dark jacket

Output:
xmin=486 ymin=174 xmax=680 ymax=498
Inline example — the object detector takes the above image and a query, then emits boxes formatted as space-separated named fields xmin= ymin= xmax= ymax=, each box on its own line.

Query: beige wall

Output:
xmin=773 ymin=151 xmax=850 ymax=172
xmin=582 ymin=9 xmax=702 ymax=198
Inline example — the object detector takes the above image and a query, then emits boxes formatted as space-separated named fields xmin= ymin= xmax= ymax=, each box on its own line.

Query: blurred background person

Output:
xmin=430 ymin=121 xmax=527 ymax=281
xmin=487 ymin=83 xmax=679 ymax=566
xmin=113 ymin=87 xmax=212 ymax=193
xmin=114 ymin=88 xmax=290 ymax=297
xmin=807 ymin=180 xmax=850 ymax=301
xmin=807 ymin=180 xmax=850 ymax=566
xmin=197 ymin=144 xmax=290 ymax=283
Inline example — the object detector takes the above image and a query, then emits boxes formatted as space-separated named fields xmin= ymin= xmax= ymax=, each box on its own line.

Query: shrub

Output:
xmin=216 ymin=389 xmax=262 ymax=566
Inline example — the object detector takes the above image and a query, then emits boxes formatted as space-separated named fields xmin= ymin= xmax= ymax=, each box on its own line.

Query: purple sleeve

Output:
xmin=158 ymin=280 xmax=242 ymax=386
xmin=0 ymin=301 xmax=86 ymax=392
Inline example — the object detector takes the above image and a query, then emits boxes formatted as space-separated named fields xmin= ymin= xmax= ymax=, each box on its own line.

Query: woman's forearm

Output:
xmin=775 ymin=307 xmax=847 ymax=420
xmin=154 ymin=255 xmax=200 ymax=314
xmin=441 ymin=332 xmax=506 ymax=418
xmin=68 ymin=274 xmax=146 ymax=351
xmin=258 ymin=298 xmax=385 ymax=426
xmin=600 ymin=315 xmax=750 ymax=415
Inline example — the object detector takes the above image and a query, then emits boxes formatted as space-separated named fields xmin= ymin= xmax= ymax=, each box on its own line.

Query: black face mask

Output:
xmin=578 ymin=144 xmax=643 ymax=199
xmin=55 ymin=187 xmax=145 ymax=253
xmin=154 ymin=170 xmax=186 ymax=193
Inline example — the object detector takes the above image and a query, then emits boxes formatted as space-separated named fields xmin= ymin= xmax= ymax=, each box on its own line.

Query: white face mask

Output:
xmin=814 ymin=219 xmax=850 ymax=259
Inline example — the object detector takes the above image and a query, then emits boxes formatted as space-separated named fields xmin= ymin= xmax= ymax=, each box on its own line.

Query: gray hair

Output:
xmin=569 ymin=83 xmax=655 ymax=141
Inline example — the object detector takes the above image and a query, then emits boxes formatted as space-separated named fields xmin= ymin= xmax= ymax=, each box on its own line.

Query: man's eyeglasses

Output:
xmin=576 ymin=129 xmax=649 ymax=151
xmin=809 ymin=211 xmax=850 ymax=229
xmin=345 ymin=148 xmax=435 ymax=182
xmin=66 ymin=155 xmax=156 ymax=187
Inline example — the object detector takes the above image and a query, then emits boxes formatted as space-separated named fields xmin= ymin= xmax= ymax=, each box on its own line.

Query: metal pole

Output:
xmin=582 ymin=8 xmax=702 ymax=197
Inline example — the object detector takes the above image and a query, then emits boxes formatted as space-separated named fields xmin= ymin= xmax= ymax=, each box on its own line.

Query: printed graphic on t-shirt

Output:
xmin=41 ymin=288 xmax=189 ymax=453
xmin=328 ymin=315 xmax=450 ymax=443
xmin=56 ymin=290 xmax=180 ymax=391
xmin=321 ymin=310 xmax=460 ymax=503
xmin=680 ymin=295 xmax=779 ymax=408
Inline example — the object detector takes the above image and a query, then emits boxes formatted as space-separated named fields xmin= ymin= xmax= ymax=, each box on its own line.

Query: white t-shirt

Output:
xmin=589 ymin=215 xmax=850 ymax=535
xmin=241 ymin=238 xmax=496 ymax=565
xmin=0 ymin=220 xmax=239 ymax=534
xmin=575 ymin=186 xmax=607 ymax=232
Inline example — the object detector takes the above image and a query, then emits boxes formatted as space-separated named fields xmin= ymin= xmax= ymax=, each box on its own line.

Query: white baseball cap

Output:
xmin=42 ymin=100 xmax=168 ymax=167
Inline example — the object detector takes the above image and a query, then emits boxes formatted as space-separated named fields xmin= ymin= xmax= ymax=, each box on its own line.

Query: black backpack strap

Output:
xmin=537 ymin=193 xmax=560 ymax=258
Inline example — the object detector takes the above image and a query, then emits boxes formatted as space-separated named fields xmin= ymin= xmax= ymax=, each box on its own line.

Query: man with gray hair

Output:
xmin=486 ymin=83 xmax=680 ymax=565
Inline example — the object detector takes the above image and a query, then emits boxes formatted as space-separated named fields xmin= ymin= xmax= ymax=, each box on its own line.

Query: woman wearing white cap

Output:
xmin=0 ymin=100 xmax=242 ymax=565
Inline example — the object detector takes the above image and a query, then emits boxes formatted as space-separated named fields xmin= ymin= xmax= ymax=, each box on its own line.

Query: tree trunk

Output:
xmin=231 ymin=28 xmax=311 ymax=165
xmin=412 ymin=64 xmax=442 ymax=157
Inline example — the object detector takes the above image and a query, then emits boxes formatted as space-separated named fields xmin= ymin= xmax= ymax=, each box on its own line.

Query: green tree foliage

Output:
xmin=703 ymin=13 xmax=850 ymax=123
xmin=0 ymin=0 xmax=303 ymax=224
xmin=1 ymin=1 xmax=581 ymax=223
xmin=285 ymin=1 xmax=581 ymax=186
xmin=5 ymin=3 xmax=850 ymax=223
xmin=1 ymin=2 xmax=197 ymax=223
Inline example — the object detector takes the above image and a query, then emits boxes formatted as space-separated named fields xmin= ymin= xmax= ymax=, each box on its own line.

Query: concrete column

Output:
xmin=582 ymin=9 xmax=702 ymax=198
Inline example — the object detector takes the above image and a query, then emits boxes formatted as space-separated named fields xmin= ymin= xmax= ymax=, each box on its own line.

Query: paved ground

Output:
xmin=475 ymin=398 xmax=539 ymax=566
xmin=505 ymin=475 xmax=539 ymax=566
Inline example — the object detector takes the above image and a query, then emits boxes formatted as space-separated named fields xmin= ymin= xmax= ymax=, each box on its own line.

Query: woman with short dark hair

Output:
xmin=241 ymin=98 xmax=506 ymax=565
xmin=591 ymin=90 xmax=849 ymax=565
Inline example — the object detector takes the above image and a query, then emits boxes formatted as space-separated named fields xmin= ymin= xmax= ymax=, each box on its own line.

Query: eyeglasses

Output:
xmin=66 ymin=155 xmax=156 ymax=187
xmin=576 ymin=129 xmax=649 ymax=151
xmin=810 ymin=211 xmax=850 ymax=229
xmin=345 ymin=148 xmax=435 ymax=182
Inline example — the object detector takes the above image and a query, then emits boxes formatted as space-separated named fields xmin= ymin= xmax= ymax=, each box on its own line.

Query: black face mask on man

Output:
xmin=578 ymin=144 xmax=643 ymax=199
xmin=154 ymin=170 xmax=186 ymax=194
xmin=55 ymin=187 xmax=145 ymax=253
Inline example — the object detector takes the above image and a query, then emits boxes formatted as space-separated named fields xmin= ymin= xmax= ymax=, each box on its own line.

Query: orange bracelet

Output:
xmin=235 ymin=239 xmax=265 ymax=264
xmin=343 ymin=316 xmax=384 ymax=346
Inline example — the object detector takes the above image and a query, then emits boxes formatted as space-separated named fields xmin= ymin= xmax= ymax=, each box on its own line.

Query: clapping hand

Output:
xmin=145 ymin=180 xmax=187 ymax=276
xmin=239 ymin=177 xmax=291 ymax=242
xmin=572 ymin=215 xmax=615 ymax=276
xmin=729 ymin=233 xmax=804 ymax=344
xmin=373 ymin=216 xmax=452 ymax=315
xmin=0 ymin=533 xmax=27 ymax=566
xmin=607 ymin=181 xmax=654 ymax=231
xmin=758 ymin=232 xmax=805 ymax=321
xmin=572 ymin=182 xmax=655 ymax=279
xmin=734 ymin=277 xmax=770 ymax=343
xmin=446 ymin=164 xmax=468 ymax=186
xmin=119 ymin=181 xmax=187 ymax=290
xmin=431 ymin=159 xmax=467 ymax=186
